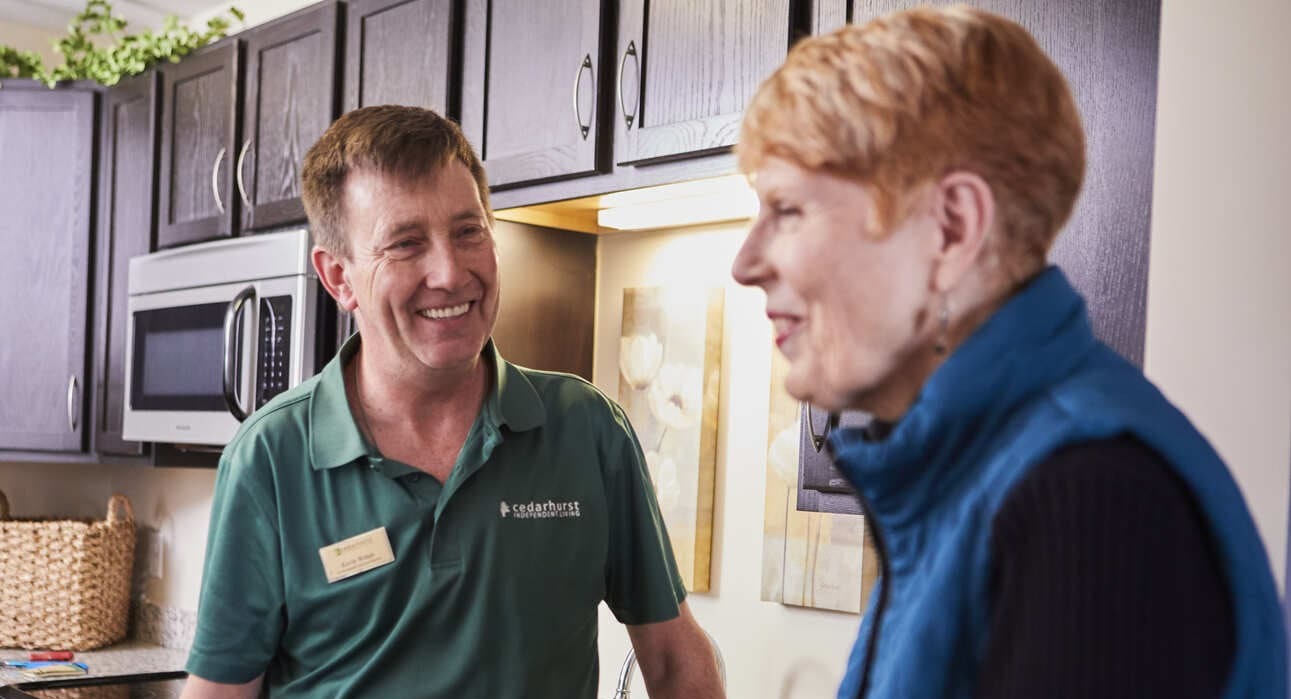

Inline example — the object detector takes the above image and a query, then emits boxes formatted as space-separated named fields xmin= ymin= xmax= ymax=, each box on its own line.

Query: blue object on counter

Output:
xmin=1 ymin=660 xmax=88 ymax=670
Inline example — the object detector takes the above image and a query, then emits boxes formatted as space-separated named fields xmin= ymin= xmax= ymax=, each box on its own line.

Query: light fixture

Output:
xmin=597 ymin=174 xmax=758 ymax=231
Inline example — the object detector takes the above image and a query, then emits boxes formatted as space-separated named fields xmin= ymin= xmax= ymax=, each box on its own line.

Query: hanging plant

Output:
xmin=1 ymin=0 xmax=244 ymax=87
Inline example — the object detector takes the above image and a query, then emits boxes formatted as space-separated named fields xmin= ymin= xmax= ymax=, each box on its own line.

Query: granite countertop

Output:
xmin=0 ymin=641 xmax=187 ymax=687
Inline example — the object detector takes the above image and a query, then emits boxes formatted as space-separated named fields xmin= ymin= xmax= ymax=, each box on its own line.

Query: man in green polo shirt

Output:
xmin=180 ymin=106 xmax=724 ymax=699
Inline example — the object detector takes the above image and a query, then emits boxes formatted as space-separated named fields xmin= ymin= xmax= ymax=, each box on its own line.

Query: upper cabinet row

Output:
xmin=465 ymin=0 xmax=791 ymax=187
xmin=151 ymin=0 xmax=797 ymax=247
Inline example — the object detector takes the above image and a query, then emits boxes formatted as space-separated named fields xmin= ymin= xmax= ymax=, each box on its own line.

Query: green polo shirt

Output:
xmin=187 ymin=336 xmax=685 ymax=698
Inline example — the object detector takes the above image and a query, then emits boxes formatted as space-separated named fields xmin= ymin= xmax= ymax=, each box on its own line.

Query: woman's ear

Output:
xmin=311 ymin=246 xmax=359 ymax=313
xmin=931 ymin=171 xmax=996 ymax=292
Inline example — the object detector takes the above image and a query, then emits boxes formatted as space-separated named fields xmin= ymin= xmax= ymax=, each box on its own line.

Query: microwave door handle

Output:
xmin=223 ymin=285 xmax=256 ymax=422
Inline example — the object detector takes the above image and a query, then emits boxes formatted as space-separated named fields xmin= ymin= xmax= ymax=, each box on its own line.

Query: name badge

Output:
xmin=319 ymin=526 xmax=395 ymax=584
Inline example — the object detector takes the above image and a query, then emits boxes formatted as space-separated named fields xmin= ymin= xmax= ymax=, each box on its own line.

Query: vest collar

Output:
xmin=829 ymin=266 xmax=1098 ymax=529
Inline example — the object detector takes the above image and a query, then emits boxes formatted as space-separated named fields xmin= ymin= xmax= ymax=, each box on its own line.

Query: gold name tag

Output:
xmin=319 ymin=526 xmax=395 ymax=583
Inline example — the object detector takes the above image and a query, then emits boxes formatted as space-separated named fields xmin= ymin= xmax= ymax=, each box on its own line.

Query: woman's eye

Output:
xmin=774 ymin=205 xmax=801 ymax=218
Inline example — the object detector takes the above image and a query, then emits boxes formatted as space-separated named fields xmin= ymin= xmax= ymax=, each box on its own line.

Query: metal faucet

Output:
xmin=612 ymin=630 xmax=726 ymax=698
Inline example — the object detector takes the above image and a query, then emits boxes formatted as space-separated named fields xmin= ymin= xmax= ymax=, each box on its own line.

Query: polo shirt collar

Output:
xmin=308 ymin=335 xmax=546 ymax=472
xmin=309 ymin=333 xmax=373 ymax=471
xmin=485 ymin=339 xmax=546 ymax=433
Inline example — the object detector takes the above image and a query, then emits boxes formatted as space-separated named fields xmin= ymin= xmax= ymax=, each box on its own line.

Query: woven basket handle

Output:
xmin=0 ymin=489 xmax=8 ymax=520
xmin=106 ymin=494 xmax=134 ymax=524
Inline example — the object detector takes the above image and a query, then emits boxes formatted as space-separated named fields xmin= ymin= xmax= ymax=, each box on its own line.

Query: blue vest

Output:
xmin=830 ymin=267 xmax=1285 ymax=699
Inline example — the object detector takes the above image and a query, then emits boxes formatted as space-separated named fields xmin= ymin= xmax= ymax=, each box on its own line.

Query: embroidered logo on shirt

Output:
xmin=498 ymin=499 xmax=581 ymax=519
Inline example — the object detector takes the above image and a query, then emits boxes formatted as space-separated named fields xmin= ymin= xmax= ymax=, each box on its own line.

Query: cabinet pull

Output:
xmin=572 ymin=54 xmax=594 ymax=140
xmin=235 ymin=139 xmax=254 ymax=209
xmin=618 ymin=40 xmax=639 ymax=129
xmin=211 ymin=146 xmax=227 ymax=214
xmin=803 ymin=403 xmax=839 ymax=453
xmin=66 ymin=375 xmax=79 ymax=433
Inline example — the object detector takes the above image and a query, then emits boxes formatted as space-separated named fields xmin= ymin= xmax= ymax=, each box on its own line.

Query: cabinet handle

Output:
xmin=235 ymin=139 xmax=253 ymax=209
xmin=211 ymin=146 xmax=227 ymax=214
xmin=66 ymin=375 xmax=79 ymax=433
xmin=572 ymin=54 xmax=594 ymax=140
xmin=618 ymin=40 xmax=639 ymax=129
xmin=222 ymin=285 xmax=256 ymax=422
xmin=803 ymin=403 xmax=839 ymax=453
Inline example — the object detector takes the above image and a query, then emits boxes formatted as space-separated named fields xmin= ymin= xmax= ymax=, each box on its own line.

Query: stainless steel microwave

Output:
xmin=122 ymin=229 xmax=334 ymax=446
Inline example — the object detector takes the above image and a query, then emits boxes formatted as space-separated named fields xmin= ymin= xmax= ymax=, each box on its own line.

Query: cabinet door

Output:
xmin=0 ymin=86 xmax=95 ymax=452
xmin=461 ymin=0 xmax=606 ymax=187
xmin=345 ymin=0 xmax=456 ymax=114
xmin=241 ymin=2 xmax=341 ymax=231
xmin=615 ymin=0 xmax=792 ymax=165
xmin=157 ymin=41 xmax=240 ymax=248
xmin=93 ymin=73 xmax=158 ymax=458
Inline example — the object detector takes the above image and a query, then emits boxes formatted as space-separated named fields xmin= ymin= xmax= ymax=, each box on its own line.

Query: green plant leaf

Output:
xmin=0 ymin=0 xmax=243 ymax=88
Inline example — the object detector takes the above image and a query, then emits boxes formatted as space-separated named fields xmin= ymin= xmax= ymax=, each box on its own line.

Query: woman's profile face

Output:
xmin=732 ymin=157 xmax=941 ymax=416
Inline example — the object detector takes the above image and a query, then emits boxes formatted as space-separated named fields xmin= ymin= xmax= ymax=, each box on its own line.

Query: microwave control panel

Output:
xmin=256 ymin=296 xmax=293 ymax=409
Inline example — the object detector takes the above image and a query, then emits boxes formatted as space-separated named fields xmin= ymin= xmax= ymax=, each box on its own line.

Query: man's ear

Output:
xmin=930 ymin=170 xmax=996 ymax=293
xmin=312 ymin=246 xmax=358 ymax=313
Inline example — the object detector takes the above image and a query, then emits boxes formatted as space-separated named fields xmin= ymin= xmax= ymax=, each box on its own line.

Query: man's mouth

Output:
xmin=417 ymin=301 xmax=472 ymax=320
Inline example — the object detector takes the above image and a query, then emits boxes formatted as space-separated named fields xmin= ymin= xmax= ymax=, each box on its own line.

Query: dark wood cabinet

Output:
xmin=345 ymin=0 xmax=456 ymax=115
xmin=241 ymin=2 xmax=342 ymax=231
xmin=92 ymin=73 xmax=159 ymax=458
xmin=461 ymin=0 xmax=608 ymax=187
xmin=0 ymin=84 xmax=97 ymax=452
xmin=614 ymin=0 xmax=793 ymax=165
xmin=157 ymin=40 xmax=241 ymax=248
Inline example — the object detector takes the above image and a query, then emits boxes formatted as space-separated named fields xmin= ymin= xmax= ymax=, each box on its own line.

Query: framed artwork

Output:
xmin=617 ymin=286 xmax=724 ymax=592
xmin=761 ymin=348 xmax=879 ymax=612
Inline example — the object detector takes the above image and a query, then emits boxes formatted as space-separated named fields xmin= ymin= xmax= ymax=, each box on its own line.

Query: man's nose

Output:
xmin=421 ymin=244 xmax=472 ymax=290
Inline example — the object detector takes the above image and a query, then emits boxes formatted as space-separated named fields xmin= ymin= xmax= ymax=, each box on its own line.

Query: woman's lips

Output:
xmin=768 ymin=313 xmax=802 ymax=349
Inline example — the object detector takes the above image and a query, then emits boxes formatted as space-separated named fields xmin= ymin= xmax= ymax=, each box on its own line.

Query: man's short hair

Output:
xmin=738 ymin=5 xmax=1086 ymax=282
xmin=301 ymin=105 xmax=491 ymax=257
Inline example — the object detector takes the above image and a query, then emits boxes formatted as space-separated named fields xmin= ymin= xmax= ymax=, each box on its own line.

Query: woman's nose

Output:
xmin=731 ymin=226 xmax=769 ymax=288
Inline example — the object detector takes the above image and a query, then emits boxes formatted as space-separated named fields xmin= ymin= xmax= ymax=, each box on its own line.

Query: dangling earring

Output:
xmin=934 ymin=294 xmax=951 ymax=355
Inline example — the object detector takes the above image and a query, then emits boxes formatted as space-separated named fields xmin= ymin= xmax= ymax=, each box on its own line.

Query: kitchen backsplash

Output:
xmin=130 ymin=526 xmax=197 ymax=650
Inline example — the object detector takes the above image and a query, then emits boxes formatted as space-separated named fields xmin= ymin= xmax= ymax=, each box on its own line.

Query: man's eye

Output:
xmin=773 ymin=205 xmax=801 ymax=218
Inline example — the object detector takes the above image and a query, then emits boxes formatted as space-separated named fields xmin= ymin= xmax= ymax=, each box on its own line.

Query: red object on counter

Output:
xmin=28 ymin=651 xmax=74 ymax=661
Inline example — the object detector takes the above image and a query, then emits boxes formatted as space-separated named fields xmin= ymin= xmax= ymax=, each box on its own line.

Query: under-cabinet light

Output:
xmin=597 ymin=175 xmax=758 ymax=231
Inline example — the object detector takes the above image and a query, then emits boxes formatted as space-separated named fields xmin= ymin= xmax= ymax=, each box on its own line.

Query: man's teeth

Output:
xmin=419 ymin=302 xmax=470 ymax=320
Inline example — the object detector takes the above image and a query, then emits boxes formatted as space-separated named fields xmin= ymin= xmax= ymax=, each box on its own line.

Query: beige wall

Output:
xmin=1 ymin=0 xmax=1288 ymax=694
xmin=0 ymin=21 xmax=61 ymax=67
xmin=1144 ymin=0 xmax=1291 ymax=588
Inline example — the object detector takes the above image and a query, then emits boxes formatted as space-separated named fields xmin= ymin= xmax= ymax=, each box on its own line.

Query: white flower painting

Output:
xmin=617 ymin=286 xmax=724 ymax=592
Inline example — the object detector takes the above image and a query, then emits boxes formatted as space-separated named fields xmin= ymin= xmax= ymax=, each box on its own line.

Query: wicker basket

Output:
xmin=0 ymin=491 xmax=136 ymax=651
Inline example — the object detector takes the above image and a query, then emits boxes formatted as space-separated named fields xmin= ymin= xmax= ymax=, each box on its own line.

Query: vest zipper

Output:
xmin=853 ymin=489 xmax=890 ymax=699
